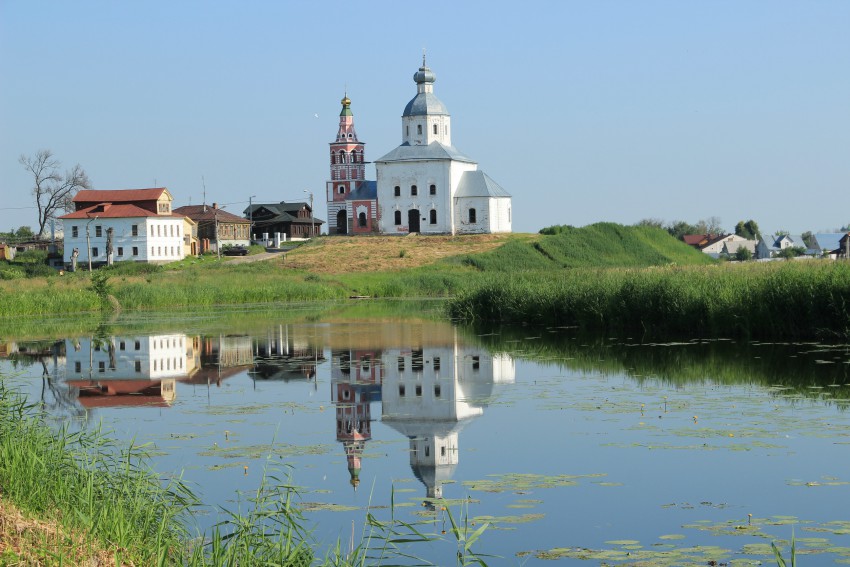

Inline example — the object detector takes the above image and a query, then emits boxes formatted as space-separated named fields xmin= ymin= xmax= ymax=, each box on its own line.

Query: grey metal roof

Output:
xmin=454 ymin=170 xmax=512 ymax=198
xmin=345 ymin=180 xmax=377 ymax=201
xmin=402 ymin=92 xmax=449 ymax=117
xmin=375 ymin=142 xmax=476 ymax=164
xmin=814 ymin=233 xmax=844 ymax=252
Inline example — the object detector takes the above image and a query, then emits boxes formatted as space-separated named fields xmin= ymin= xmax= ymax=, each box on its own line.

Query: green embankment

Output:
xmin=449 ymin=223 xmax=714 ymax=271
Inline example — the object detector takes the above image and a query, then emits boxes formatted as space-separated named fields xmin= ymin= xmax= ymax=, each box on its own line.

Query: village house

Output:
xmin=755 ymin=234 xmax=817 ymax=259
xmin=60 ymin=188 xmax=186 ymax=267
xmin=173 ymin=203 xmax=249 ymax=253
xmin=244 ymin=201 xmax=323 ymax=240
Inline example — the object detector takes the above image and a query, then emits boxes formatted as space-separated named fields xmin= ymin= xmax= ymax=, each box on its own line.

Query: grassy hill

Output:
xmin=446 ymin=223 xmax=713 ymax=271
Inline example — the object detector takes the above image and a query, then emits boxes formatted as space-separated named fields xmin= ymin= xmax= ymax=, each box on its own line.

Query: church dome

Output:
xmin=403 ymin=64 xmax=448 ymax=117
xmin=402 ymin=93 xmax=449 ymax=117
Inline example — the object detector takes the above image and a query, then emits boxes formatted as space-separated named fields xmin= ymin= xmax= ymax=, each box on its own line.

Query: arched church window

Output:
xmin=339 ymin=150 xmax=346 ymax=163
xmin=394 ymin=186 xmax=401 ymax=197
xmin=433 ymin=124 xmax=438 ymax=134
xmin=331 ymin=153 xmax=335 ymax=164
xmin=429 ymin=184 xmax=436 ymax=195
xmin=338 ymin=185 xmax=345 ymax=194
xmin=358 ymin=212 xmax=367 ymax=227
xmin=417 ymin=124 xmax=422 ymax=135
xmin=394 ymin=210 xmax=402 ymax=225
xmin=430 ymin=209 xmax=437 ymax=224
xmin=469 ymin=208 xmax=477 ymax=223
xmin=411 ymin=185 xmax=418 ymax=196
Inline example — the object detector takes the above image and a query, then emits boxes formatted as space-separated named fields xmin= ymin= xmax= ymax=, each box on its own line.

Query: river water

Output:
xmin=2 ymin=302 xmax=850 ymax=565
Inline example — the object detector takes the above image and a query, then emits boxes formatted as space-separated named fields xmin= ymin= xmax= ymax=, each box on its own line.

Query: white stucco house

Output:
xmin=375 ymin=58 xmax=512 ymax=235
xmin=60 ymin=188 xmax=186 ymax=267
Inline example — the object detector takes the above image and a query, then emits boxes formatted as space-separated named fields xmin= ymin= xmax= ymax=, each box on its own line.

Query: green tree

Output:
xmin=734 ymin=246 xmax=752 ymax=261
xmin=665 ymin=220 xmax=699 ymax=240
xmin=801 ymin=231 xmax=816 ymax=249
xmin=734 ymin=219 xmax=760 ymax=240
xmin=777 ymin=246 xmax=806 ymax=259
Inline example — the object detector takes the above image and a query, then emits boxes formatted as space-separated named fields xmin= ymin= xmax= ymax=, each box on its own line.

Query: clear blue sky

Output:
xmin=2 ymin=1 xmax=848 ymax=236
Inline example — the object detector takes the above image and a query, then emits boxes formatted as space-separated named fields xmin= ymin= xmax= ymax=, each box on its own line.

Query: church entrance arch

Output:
xmin=408 ymin=209 xmax=420 ymax=233
xmin=336 ymin=210 xmax=347 ymax=235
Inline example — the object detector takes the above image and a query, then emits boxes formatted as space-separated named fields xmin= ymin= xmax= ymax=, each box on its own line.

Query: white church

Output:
xmin=326 ymin=57 xmax=512 ymax=235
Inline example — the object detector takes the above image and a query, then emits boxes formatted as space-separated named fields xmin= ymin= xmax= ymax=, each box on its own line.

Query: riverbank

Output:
xmin=447 ymin=260 xmax=850 ymax=340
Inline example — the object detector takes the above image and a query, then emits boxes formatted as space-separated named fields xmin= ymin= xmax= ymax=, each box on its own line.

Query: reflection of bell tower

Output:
xmin=332 ymin=348 xmax=382 ymax=490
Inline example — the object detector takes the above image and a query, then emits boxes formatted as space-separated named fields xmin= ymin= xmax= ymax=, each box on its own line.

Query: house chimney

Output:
xmin=212 ymin=202 xmax=218 ymax=209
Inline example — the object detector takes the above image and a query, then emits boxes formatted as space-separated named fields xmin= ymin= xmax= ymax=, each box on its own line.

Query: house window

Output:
xmin=411 ymin=185 xmax=417 ymax=196
xmin=415 ymin=385 xmax=422 ymax=397
xmin=430 ymin=210 xmax=437 ymax=224
xmin=394 ymin=210 xmax=402 ymax=225
xmin=74 ymin=361 xmax=81 ymax=373
xmin=472 ymin=355 xmax=480 ymax=370
xmin=117 ymin=247 xmax=123 ymax=256
xmin=132 ymin=225 xmax=138 ymax=236
xmin=434 ymin=385 xmax=441 ymax=397
xmin=469 ymin=208 xmax=477 ymax=223
xmin=98 ymin=361 xmax=105 ymax=373
xmin=119 ymin=341 xmax=125 ymax=350
xmin=91 ymin=247 xmax=99 ymax=257
xmin=433 ymin=356 xmax=440 ymax=370
xmin=399 ymin=384 xmax=406 ymax=397
xmin=95 ymin=225 xmax=102 ymax=237
xmin=134 ymin=340 xmax=140 ymax=350
xmin=433 ymin=124 xmax=438 ymax=134
xmin=398 ymin=356 xmax=405 ymax=371
xmin=429 ymin=184 xmax=436 ymax=195
xmin=135 ymin=360 xmax=141 ymax=372
xmin=338 ymin=185 xmax=345 ymax=194
xmin=358 ymin=212 xmax=367 ymax=227
xmin=72 ymin=226 xmax=78 ymax=237
xmin=394 ymin=186 xmax=400 ymax=197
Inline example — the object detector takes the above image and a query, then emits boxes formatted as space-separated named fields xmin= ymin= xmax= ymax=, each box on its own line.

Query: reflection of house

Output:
xmin=173 ymin=204 xmax=250 ymax=253
xmin=380 ymin=338 xmax=514 ymax=501
xmin=60 ymin=188 xmax=186 ymax=266
xmin=64 ymin=334 xmax=196 ymax=408
xmin=249 ymin=325 xmax=325 ymax=381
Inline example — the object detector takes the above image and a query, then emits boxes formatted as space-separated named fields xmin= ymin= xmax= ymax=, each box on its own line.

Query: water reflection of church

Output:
xmin=330 ymin=327 xmax=514 ymax=499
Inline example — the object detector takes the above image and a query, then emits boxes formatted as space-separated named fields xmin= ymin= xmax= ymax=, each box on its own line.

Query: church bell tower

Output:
xmin=326 ymin=95 xmax=366 ymax=235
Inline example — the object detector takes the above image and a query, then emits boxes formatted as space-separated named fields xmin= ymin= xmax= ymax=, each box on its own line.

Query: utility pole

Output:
xmin=304 ymin=189 xmax=314 ymax=237
xmin=249 ymin=195 xmax=257 ymax=243
xmin=215 ymin=207 xmax=221 ymax=260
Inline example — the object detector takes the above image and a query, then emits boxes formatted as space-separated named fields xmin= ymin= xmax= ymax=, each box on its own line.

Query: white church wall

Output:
xmin=455 ymin=197 xmax=490 ymax=235
xmin=377 ymin=160 xmax=454 ymax=234
xmin=488 ymin=198 xmax=513 ymax=233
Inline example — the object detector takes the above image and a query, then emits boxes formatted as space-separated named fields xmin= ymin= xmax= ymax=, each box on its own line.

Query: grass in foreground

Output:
xmin=0 ymin=378 xmax=491 ymax=566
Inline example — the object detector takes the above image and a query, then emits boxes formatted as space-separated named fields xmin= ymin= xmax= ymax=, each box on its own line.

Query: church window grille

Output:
xmin=430 ymin=210 xmax=437 ymax=224
xmin=417 ymin=124 xmax=422 ymax=135
xmin=132 ymin=224 xmax=138 ymax=236
xmin=441 ymin=446 xmax=446 ymax=457
xmin=398 ymin=357 xmax=404 ymax=371
xmin=338 ymin=186 xmax=345 ymax=194
xmin=339 ymin=150 xmax=345 ymax=163
xmin=95 ymin=225 xmax=102 ymax=237
xmin=429 ymin=184 xmax=436 ymax=195
xmin=433 ymin=356 xmax=440 ymax=370
xmin=358 ymin=212 xmax=366 ymax=227
xmin=433 ymin=124 xmax=438 ymax=134
xmin=394 ymin=186 xmax=400 ymax=197
xmin=469 ymin=208 xmax=477 ymax=223
xmin=394 ymin=210 xmax=402 ymax=225
xmin=406 ymin=126 xmax=409 ymax=136
xmin=508 ymin=207 xmax=511 ymax=222
xmin=411 ymin=185 xmax=418 ymax=196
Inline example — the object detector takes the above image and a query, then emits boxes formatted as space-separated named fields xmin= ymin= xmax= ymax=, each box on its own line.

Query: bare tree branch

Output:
xmin=19 ymin=149 xmax=92 ymax=237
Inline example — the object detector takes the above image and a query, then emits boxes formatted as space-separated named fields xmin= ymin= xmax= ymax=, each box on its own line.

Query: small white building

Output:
xmin=376 ymin=58 xmax=512 ymax=235
xmin=60 ymin=188 xmax=186 ymax=267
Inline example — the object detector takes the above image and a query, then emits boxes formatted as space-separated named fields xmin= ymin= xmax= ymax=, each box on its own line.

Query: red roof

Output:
xmin=60 ymin=203 xmax=185 ymax=220
xmin=73 ymin=188 xmax=169 ymax=203
xmin=173 ymin=205 xmax=250 ymax=224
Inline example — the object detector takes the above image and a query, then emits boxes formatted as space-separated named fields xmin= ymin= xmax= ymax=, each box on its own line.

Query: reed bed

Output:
xmin=448 ymin=261 xmax=850 ymax=340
